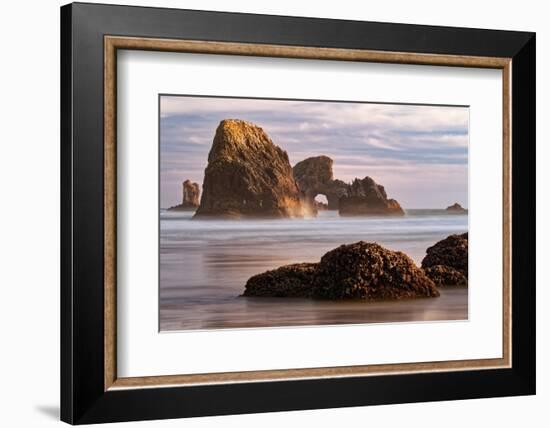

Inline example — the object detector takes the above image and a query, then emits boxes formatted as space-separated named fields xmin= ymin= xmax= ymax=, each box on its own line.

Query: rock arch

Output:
xmin=293 ymin=156 xmax=404 ymax=216
xmin=292 ymin=156 xmax=349 ymax=210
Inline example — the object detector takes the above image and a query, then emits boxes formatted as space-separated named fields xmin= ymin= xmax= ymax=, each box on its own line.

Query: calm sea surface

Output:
xmin=160 ymin=210 xmax=468 ymax=331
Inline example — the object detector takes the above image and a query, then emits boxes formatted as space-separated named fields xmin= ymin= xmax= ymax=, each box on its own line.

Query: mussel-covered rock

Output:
xmin=167 ymin=179 xmax=200 ymax=211
xmin=244 ymin=241 xmax=439 ymax=300
xmin=424 ymin=265 xmax=468 ymax=287
xmin=311 ymin=242 xmax=438 ymax=300
xmin=421 ymin=233 xmax=468 ymax=276
xmin=243 ymin=263 xmax=317 ymax=297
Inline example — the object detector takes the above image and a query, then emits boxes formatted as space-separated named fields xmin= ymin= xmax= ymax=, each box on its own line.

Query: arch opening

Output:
xmin=314 ymin=194 xmax=329 ymax=210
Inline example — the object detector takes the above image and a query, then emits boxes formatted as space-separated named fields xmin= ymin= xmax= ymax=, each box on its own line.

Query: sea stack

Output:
xmin=167 ymin=179 xmax=200 ymax=211
xmin=339 ymin=176 xmax=404 ymax=216
xmin=194 ymin=119 xmax=305 ymax=218
xmin=292 ymin=156 xmax=350 ymax=210
xmin=446 ymin=202 xmax=467 ymax=213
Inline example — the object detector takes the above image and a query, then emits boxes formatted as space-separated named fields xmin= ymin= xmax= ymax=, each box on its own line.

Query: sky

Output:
xmin=160 ymin=95 xmax=468 ymax=209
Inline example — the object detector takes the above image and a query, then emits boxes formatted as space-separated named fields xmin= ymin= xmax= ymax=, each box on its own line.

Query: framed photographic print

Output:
xmin=60 ymin=2 xmax=536 ymax=424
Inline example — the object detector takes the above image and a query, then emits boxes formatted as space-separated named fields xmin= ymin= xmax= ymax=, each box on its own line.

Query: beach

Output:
xmin=160 ymin=210 xmax=468 ymax=331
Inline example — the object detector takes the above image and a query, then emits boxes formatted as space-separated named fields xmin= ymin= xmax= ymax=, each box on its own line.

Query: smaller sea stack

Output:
xmin=445 ymin=202 xmax=467 ymax=213
xmin=167 ymin=179 xmax=200 ymax=211
xmin=244 ymin=263 xmax=317 ymax=298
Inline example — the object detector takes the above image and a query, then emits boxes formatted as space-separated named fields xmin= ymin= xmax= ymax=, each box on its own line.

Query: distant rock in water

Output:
xmin=446 ymin=202 xmax=467 ymax=213
xmin=424 ymin=265 xmax=468 ymax=287
xmin=243 ymin=241 xmax=439 ymax=300
xmin=292 ymin=156 xmax=350 ymax=210
xmin=243 ymin=263 xmax=317 ymax=297
xmin=194 ymin=119 xmax=305 ymax=218
xmin=421 ymin=233 xmax=468 ymax=286
xmin=167 ymin=179 xmax=200 ymax=211
xmin=339 ymin=177 xmax=404 ymax=216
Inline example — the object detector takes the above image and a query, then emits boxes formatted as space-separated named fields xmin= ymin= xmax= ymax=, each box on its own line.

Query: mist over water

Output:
xmin=160 ymin=210 xmax=468 ymax=331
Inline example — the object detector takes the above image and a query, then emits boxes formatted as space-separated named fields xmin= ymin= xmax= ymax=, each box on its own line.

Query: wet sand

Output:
xmin=161 ymin=286 xmax=467 ymax=331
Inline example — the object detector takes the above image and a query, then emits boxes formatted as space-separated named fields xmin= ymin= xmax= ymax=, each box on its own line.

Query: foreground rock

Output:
xmin=293 ymin=156 xmax=350 ymax=210
xmin=424 ymin=265 xmax=468 ymax=287
xmin=243 ymin=263 xmax=317 ymax=297
xmin=168 ymin=179 xmax=200 ymax=211
xmin=194 ymin=120 xmax=305 ymax=218
xmin=421 ymin=233 xmax=468 ymax=286
xmin=446 ymin=202 xmax=467 ymax=213
xmin=244 ymin=242 xmax=439 ymax=300
xmin=421 ymin=232 xmax=468 ymax=275
xmin=339 ymin=177 xmax=404 ymax=216
xmin=312 ymin=242 xmax=438 ymax=299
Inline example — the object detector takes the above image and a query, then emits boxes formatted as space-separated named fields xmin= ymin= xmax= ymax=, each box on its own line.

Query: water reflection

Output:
xmin=160 ymin=210 xmax=468 ymax=331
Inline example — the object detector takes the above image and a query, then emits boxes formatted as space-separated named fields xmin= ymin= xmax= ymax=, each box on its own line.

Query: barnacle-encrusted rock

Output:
xmin=243 ymin=242 xmax=439 ymax=300
xmin=421 ymin=232 xmax=468 ymax=276
xmin=243 ymin=263 xmax=317 ymax=297
xmin=311 ymin=242 xmax=438 ymax=299
xmin=424 ymin=265 xmax=468 ymax=287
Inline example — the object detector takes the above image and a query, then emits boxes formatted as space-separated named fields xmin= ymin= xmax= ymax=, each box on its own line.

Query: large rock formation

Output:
xmin=167 ymin=179 xmax=200 ymax=211
xmin=292 ymin=157 xmax=403 ymax=216
xmin=446 ymin=202 xmax=467 ymax=213
xmin=292 ymin=156 xmax=349 ymax=210
xmin=243 ymin=241 xmax=439 ymax=300
xmin=194 ymin=120 xmax=305 ymax=218
xmin=421 ymin=232 xmax=468 ymax=286
xmin=339 ymin=177 xmax=404 ymax=216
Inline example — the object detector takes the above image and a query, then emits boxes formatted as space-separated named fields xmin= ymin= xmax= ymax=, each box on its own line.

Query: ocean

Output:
xmin=160 ymin=209 xmax=468 ymax=331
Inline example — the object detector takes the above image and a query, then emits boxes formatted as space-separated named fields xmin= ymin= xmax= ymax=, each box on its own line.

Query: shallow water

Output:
xmin=160 ymin=210 xmax=468 ymax=331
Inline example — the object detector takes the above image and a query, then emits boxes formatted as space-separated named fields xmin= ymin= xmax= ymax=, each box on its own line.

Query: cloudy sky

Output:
xmin=160 ymin=95 xmax=468 ymax=209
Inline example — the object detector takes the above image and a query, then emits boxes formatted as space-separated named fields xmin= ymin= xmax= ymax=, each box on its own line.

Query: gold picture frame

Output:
xmin=103 ymin=35 xmax=512 ymax=391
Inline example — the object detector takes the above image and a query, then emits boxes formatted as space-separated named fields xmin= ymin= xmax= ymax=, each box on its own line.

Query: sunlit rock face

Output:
xmin=311 ymin=242 xmax=438 ymax=299
xmin=194 ymin=119 xmax=305 ymax=218
xmin=423 ymin=265 xmax=468 ymax=287
xmin=243 ymin=263 xmax=317 ymax=298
